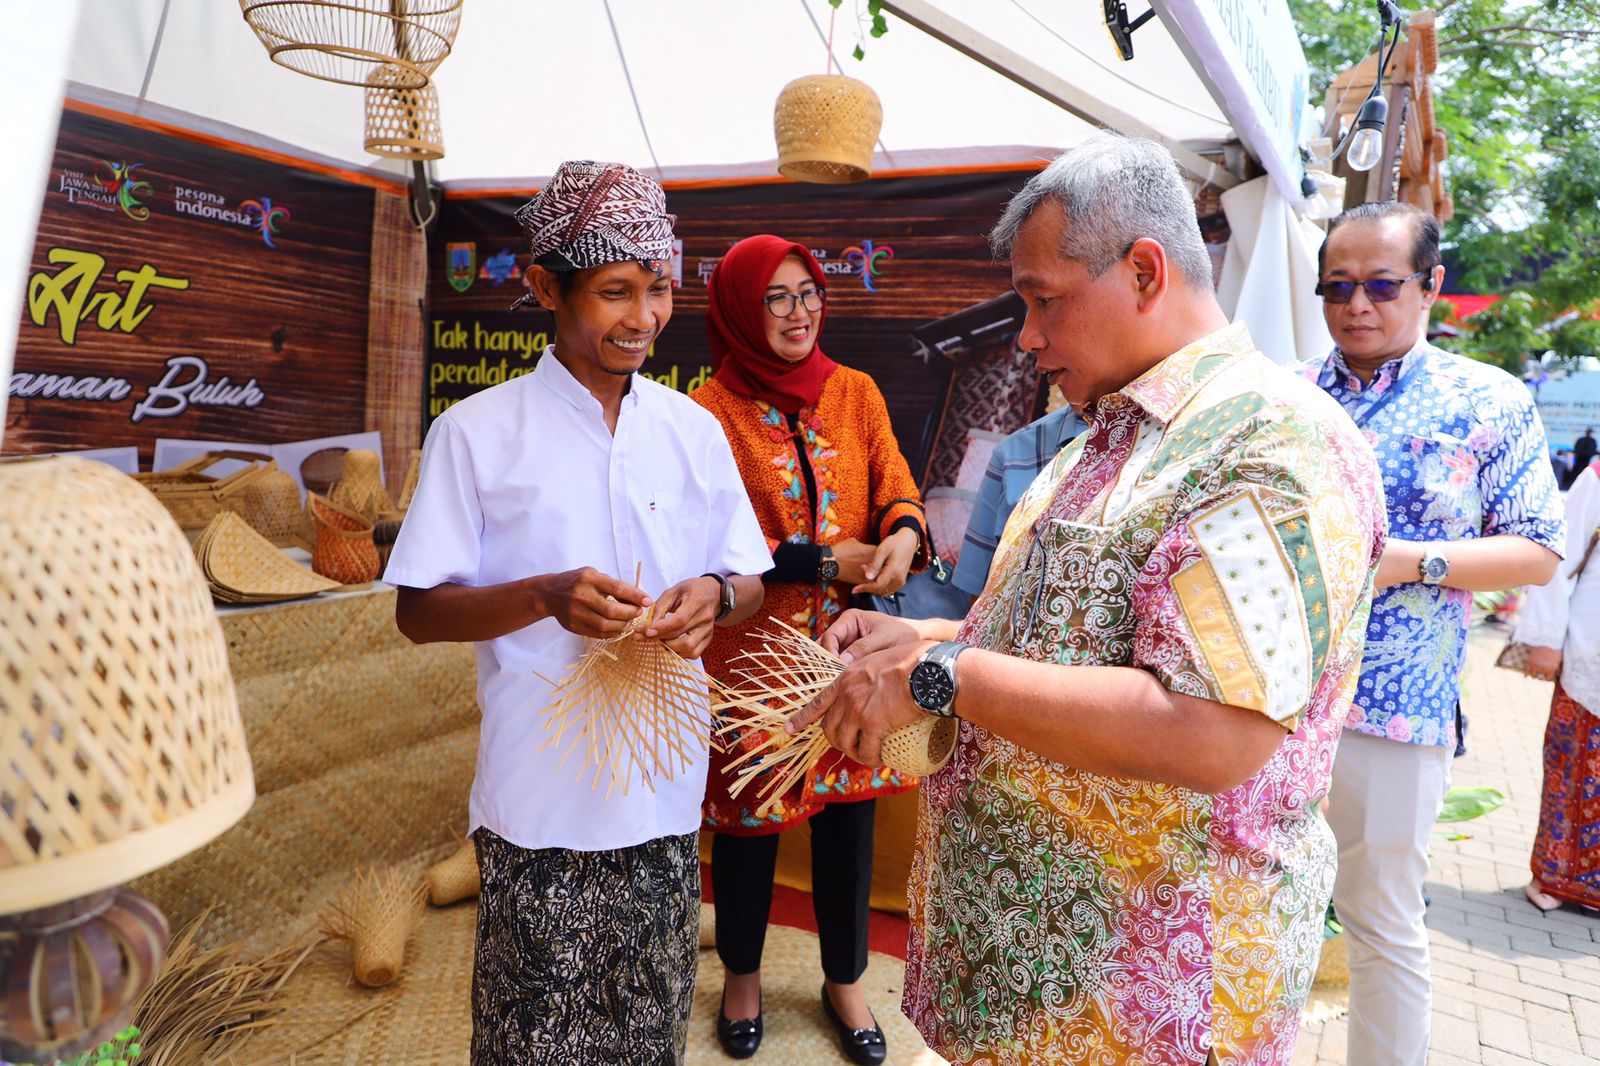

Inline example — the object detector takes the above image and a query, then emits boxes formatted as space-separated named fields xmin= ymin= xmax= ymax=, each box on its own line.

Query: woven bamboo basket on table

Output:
xmin=299 ymin=446 xmax=349 ymax=497
xmin=131 ymin=450 xmax=274 ymax=531
xmin=194 ymin=510 xmax=341 ymax=603
xmin=329 ymin=448 xmax=395 ymax=522
xmin=234 ymin=463 xmax=304 ymax=547
xmin=308 ymin=492 xmax=381 ymax=586
xmin=774 ymin=74 xmax=883 ymax=184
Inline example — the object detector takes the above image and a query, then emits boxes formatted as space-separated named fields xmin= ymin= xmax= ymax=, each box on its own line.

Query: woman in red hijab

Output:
xmin=694 ymin=235 xmax=926 ymax=1064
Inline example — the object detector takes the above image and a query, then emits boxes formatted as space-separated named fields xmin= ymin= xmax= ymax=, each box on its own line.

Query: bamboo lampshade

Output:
xmin=774 ymin=74 xmax=883 ymax=184
xmin=0 ymin=457 xmax=255 ymax=915
xmin=364 ymin=63 xmax=445 ymax=160
xmin=238 ymin=0 xmax=463 ymax=89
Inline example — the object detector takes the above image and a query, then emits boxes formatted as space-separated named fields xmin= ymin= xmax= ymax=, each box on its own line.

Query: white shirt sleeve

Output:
xmin=701 ymin=426 xmax=774 ymax=579
xmin=1514 ymin=468 xmax=1597 ymax=652
xmin=383 ymin=416 xmax=485 ymax=590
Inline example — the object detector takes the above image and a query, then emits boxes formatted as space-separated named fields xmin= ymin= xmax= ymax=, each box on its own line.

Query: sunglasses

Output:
xmin=1316 ymin=269 xmax=1431 ymax=304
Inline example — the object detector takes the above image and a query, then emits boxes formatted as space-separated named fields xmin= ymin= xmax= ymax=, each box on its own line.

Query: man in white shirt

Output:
xmin=384 ymin=160 xmax=771 ymax=1065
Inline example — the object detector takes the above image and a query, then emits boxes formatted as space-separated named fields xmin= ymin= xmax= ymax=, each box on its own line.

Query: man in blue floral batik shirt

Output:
xmin=1307 ymin=200 xmax=1565 ymax=1066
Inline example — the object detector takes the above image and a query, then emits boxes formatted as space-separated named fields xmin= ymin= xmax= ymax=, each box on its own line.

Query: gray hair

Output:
xmin=990 ymin=133 xmax=1214 ymax=290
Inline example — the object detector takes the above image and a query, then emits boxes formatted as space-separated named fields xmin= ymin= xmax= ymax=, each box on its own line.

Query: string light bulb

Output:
xmin=1346 ymin=96 xmax=1389 ymax=172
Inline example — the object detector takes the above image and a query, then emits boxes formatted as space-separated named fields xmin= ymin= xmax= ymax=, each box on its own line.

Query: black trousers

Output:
xmin=711 ymin=797 xmax=875 ymax=985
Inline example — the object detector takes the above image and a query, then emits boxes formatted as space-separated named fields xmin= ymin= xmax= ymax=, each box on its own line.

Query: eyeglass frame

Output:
xmin=1315 ymin=268 xmax=1432 ymax=304
xmin=762 ymin=287 xmax=827 ymax=317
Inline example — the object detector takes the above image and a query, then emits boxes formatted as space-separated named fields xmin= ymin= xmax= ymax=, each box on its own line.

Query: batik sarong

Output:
xmin=1530 ymin=685 xmax=1600 ymax=909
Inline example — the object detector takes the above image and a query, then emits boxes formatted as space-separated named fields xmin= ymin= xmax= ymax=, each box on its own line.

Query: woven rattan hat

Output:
xmin=0 ymin=456 xmax=255 ymax=913
xmin=236 ymin=463 xmax=304 ymax=547
xmin=774 ymin=74 xmax=883 ymax=184
xmin=196 ymin=511 xmax=341 ymax=603
xmin=330 ymin=449 xmax=395 ymax=522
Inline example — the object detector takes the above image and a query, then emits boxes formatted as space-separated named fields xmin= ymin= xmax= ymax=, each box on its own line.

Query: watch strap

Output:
xmin=701 ymin=572 xmax=734 ymax=621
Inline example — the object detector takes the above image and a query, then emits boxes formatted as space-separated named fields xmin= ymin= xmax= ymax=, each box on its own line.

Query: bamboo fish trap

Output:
xmin=537 ymin=581 xmax=717 ymax=797
xmin=713 ymin=619 xmax=959 ymax=816
xmin=318 ymin=866 xmax=426 ymax=989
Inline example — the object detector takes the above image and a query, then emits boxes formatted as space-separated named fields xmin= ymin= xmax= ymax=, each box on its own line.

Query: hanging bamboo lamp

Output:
xmin=774 ymin=74 xmax=883 ymax=184
xmin=238 ymin=0 xmax=463 ymax=89
xmin=364 ymin=63 xmax=445 ymax=160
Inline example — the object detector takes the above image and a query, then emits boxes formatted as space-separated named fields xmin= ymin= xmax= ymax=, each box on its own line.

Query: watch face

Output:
xmin=1423 ymin=555 xmax=1449 ymax=580
xmin=910 ymin=660 xmax=955 ymax=712
xmin=819 ymin=558 xmax=840 ymax=582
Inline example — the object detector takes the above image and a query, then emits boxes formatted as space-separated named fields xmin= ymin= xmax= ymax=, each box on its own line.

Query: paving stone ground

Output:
xmin=1294 ymin=625 xmax=1600 ymax=1065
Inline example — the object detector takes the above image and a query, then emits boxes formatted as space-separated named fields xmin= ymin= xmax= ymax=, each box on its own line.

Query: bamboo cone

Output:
xmin=319 ymin=866 xmax=426 ymax=988
xmin=712 ymin=619 xmax=957 ymax=815
xmin=425 ymin=841 xmax=480 ymax=905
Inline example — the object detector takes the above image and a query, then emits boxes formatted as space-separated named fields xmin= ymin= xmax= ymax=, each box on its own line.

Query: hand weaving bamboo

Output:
xmin=712 ymin=619 xmax=958 ymax=816
xmin=536 ymin=567 xmax=718 ymax=797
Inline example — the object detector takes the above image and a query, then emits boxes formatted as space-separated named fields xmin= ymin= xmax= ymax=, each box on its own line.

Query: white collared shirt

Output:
xmin=1515 ymin=466 xmax=1600 ymax=713
xmin=385 ymin=350 xmax=772 ymax=852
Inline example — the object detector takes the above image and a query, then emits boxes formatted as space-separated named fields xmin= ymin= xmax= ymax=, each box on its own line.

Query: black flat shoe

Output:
xmin=821 ymin=983 xmax=887 ymax=1065
xmin=716 ymin=989 xmax=762 ymax=1059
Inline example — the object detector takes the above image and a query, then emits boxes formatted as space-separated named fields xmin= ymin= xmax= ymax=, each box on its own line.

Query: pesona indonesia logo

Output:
xmin=241 ymin=198 xmax=291 ymax=247
xmin=57 ymin=160 xmax=152 ymax=221
xmin=173 ymin=186 xmax=291 ymax=247
xmin=840 ymin=239 xmax=895 ymax=292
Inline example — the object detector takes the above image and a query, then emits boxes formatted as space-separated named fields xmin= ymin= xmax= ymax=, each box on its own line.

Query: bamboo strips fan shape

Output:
xmin=194 ymin=511 xmax=341 ymax=603
xmin=714 ymin=620 xmax=958 ymax=816
xmin=238 ymin=0 xmax=463 ymax=89
xmin=538 ymin=602 xmax=717 ymax=798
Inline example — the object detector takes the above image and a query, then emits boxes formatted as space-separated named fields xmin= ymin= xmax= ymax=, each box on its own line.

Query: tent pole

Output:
xmin=135 ymin=0 xmax=175 ymax=114
xmin=875 ymin=0 xmax=1236 ymax=190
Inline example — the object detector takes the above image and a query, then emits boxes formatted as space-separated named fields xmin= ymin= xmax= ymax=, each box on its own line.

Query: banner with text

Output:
xmin=7 ymin=106 xmax=376 ymax=467
xmin=427 ymin=171 xmax=1031 ymax=474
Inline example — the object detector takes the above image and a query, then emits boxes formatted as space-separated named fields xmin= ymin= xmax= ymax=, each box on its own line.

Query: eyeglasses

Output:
xmin=1316 ymin=269 xmax=1430 ymax=304
xmin=763 ymin=288 xmax=825 ymax=317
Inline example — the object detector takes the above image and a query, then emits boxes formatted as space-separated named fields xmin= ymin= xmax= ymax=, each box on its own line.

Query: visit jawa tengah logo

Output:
xmin=57 ymin=160 xmax=153 ymax=220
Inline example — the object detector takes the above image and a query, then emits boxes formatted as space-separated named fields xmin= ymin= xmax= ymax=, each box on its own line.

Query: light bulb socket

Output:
xmin=1354 ymin=94 xmax=1388 ymax=133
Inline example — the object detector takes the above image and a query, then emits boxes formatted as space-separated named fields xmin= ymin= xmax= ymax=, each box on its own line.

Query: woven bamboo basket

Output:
xmin=319 ymin=866 xmax=426 ymax=988
xmin=235 ymin=463 xmax=304 ymax=547
xmin=774 ymin=74 xmax=882 ymax=184
xmin=238 ymin=0 xmax=463 ymax=90
xmin=0 ymin=456 xmax=254 ymax=913
xmin=132 ymin=450 xmax=274 ymax=530
xmin=308 ymin=492 xmax=381 ymax=585
xmin=424 ymin=842 xmax=479 ymax=905
xmin=364 ymin=63 xmax=445 ymax=160
xmin=330 ymin=448 xmax=396 ymax=521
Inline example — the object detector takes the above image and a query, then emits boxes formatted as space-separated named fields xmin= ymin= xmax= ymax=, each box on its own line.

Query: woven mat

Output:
xmin=239 ymin=903 xmax=948 ymax=1065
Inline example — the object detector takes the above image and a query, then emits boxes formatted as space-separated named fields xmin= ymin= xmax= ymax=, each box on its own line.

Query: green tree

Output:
xmin=1290 ymin=0 xmax=1600 ymax=370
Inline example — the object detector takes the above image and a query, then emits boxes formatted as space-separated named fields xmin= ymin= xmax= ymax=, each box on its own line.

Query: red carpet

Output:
xmin=701 ymin=864 xmax=909 ymax=960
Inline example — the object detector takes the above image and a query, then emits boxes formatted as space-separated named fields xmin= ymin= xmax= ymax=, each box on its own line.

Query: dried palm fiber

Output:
xmin=308 ymin=492 xmax=380 ymax=585
xmin=0 ymin=456 xmax=254 ymax=913
xmin=318 ymin=866 xmax=426 ymax=987
xmin=194 ymin=511 xmax=341 ymax=603
xmin=233 ymin=462 xmax=303 ymax=547
xmin=329 ymin=448 xmax=395 ymax=522
xmin=128 ymin=590 xmax=475 ymax=956
xmin=714 ymin=619 xmax=958 ymax=814
xmin=537 ymin=582 xmax=717 ymax=798
xmin=131 ymin=450 xmax=274 ymax=531
xmin=425 ymin=841 xmax=479 ymax=905
xmin=128 ymin=908 xmax=318 ymax=1066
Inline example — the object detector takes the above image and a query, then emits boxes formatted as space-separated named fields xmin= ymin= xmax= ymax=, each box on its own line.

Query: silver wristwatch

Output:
xmin=1419 ymin=544 xmax=1450 ymax=585
xmin=909 ymin=641 xmax=967 ymax=718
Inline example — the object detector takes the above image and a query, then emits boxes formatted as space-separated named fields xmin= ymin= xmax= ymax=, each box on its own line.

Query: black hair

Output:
xmin=1318 ymin=200 xmax=1442 ymax=287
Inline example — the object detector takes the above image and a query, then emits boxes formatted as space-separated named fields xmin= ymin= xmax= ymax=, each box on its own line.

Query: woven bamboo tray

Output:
xmin=195 ymin=511 xmax=341 ymax=603
xmin=133 ymin=450 xmax=275 ymax=530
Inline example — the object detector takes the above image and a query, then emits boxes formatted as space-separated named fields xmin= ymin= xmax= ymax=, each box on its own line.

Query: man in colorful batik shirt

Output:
xmin=1307 ymin=200 xmax=1564 ymax=1066
xmin=793 ymin=134 xmax=1387 ymax=1065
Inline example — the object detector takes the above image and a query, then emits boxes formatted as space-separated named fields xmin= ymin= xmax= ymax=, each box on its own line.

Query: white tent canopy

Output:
xmin=65 ymin=0 xmax=1233 ymax=183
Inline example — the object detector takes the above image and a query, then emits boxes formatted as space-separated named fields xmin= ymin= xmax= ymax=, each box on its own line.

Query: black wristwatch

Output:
xmin=817 ymin=544 xmax=840 ymax=584
xmin=702 ymin=572 xmax=736 ymax=622
xmin=909 ymin=641 xmax=967 ymax=718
